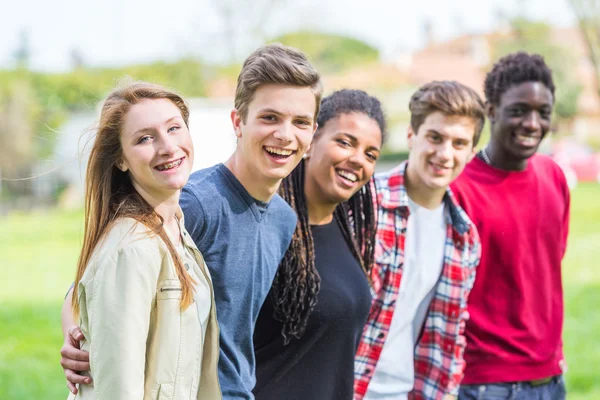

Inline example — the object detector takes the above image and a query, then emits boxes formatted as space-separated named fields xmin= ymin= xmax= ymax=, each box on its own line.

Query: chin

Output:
xmin=425 ymin=177 xmax=450 ymax=191
xmin=266 ymin=165 xmax=295 ymax=180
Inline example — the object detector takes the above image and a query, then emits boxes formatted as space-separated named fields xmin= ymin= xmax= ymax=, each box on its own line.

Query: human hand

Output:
xmin=60 ymin=325 xmax=91 ymax=394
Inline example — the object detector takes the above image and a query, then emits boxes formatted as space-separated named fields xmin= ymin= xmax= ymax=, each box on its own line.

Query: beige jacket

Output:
xmin=68 ymin=216 xmax=221 ymax=400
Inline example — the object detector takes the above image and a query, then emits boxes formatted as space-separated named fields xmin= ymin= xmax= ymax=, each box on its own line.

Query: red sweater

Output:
xmin=451 ymin=154 xmax=570 ymax=384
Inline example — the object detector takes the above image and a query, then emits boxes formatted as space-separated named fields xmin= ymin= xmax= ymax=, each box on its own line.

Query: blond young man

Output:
xmin=60 ymin=44 xmax=322 ymax=400
xmin=355 ymin=81 xmax=483 ymax=400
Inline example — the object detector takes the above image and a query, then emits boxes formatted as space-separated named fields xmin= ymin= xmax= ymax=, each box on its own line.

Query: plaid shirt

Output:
xmin=354 ymin=162 xmax=481 ymax=400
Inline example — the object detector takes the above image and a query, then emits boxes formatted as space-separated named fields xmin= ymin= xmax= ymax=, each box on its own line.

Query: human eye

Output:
xmin=167 ymin=125 xmax=180 ymax=133
xmin=336 ymin=138 xmax=351 ymax=147
xmin=540 ymin=109 xmax=552 ymax=120
xmin=428 ymin=133 xmax=442 ymax=143
xmin=454 ymin=139 xmax=468 ymax=148
xmin=261 ymin=114 xmax=277 ymax=122
xmin=137 ymin=135 xmax=152 ymax=144
xmin=366 ymin=151 xmax=379 ymax=161
xmin=509 ymin=106 xmax=526 ymax=116
xmin=295 ymin=119 xmax=311 ymax=127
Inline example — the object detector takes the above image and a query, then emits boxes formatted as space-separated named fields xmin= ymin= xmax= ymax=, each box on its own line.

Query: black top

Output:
xmin=253 ymin=219 xmax=372 ymax=400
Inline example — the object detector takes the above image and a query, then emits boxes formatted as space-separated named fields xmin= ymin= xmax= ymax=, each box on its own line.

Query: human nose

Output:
xmin=522 ymin=111 xmax=541 ymax=132
xmin=157 ymin=134 xmax=177 ymax=156
xmin=272 ymin=121 xmax=293 ymax=143
xmin=348 ymin=150 xmax=366 ymax=167
xmin=436 ymin=140 xmax=452 ymax=161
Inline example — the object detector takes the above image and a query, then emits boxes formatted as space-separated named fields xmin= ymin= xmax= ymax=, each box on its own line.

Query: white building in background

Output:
xmin=53 ymin=98 xmax=237 ymax=207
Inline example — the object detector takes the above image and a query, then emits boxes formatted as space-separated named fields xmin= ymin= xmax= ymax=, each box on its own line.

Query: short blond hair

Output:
xmin=409 ymin=80 xmax=486 ymax=145
xmin=234 ymin=43 xmax=323 ymax=122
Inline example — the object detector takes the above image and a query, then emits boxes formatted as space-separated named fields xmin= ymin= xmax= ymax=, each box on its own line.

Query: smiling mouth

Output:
xmin=430 ymin=162 xmax=451 ymax=173
xmin=264 ymin=146 xmax=296 ymax=160
xmin=336 ymin=169 xmax=358 ymax=183
xmin=514 ymin=133 xmax=540 ymax=146
xmin=155 ymin=158 xmax=184 ymax=171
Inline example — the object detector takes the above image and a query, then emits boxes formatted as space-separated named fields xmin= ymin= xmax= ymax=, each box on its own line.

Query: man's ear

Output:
xmin=486 ymin=103 xmax=495 ymax=124
xmin=231 ymin=109 xmax=243 ymax=139
xmin=407 ymin=125 xmax=415 ymax=150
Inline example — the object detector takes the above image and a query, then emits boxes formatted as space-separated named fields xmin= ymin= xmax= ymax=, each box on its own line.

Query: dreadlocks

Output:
xmin=271 ymin=89 xmax=385 ymax=344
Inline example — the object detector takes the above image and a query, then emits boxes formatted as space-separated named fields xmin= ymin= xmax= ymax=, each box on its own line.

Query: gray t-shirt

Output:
xmin=180 ymin=163 xmax=296 ymax=400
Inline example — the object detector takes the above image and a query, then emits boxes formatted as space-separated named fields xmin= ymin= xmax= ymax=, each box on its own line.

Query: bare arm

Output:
xmin=60 ymin=287 xmax=91 ymax=394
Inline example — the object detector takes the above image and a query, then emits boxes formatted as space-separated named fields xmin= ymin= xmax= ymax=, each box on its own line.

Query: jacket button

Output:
xmin=185 ymin=263 xmax=190 ymax=271
xmin=378 ymin=333 xmax=385 ymax=339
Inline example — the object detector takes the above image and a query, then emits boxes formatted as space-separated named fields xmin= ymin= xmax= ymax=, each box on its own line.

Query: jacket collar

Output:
xmin=376 ymin=161 xmax=470 ymax=235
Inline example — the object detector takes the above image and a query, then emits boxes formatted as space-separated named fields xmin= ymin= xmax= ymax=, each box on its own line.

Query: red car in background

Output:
xmin=551 ymin=140 xmax=600 ymax=188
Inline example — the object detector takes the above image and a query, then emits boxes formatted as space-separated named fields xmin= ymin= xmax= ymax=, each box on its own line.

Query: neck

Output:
xmin=404 ymin=165 xmax=445 ymax=210
xmin=303 ymin=168 xmax=337 ymax=225
xmin=224 ymin=152 xmax=280 ymax=202
xmin=133 ymin=184 xmax=181 ymax=242
xmin=485 ymin=142 xmax=528 ymax=171
xmin=306 ymin=197 xmax=336 ymax=225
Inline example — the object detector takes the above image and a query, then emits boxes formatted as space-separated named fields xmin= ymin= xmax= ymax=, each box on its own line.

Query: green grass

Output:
xmin=1 ymin=184 xmax=599 ymax=399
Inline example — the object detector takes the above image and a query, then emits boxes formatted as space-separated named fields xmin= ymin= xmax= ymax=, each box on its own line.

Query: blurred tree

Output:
xmin=0 ymin=79 xmax=40 ymax=195
xmin=70 ymin=48 xmax=86 ymax=70
xmin=493 ymin=18 xmax=582 ymax=121
xmin=210 ymin=0 xmax=289 ymax=62
xmin=13 ymin=29 xmax=31 ymax=69
xmin=569 ymin=0 xmax=600 ymax=96
xmin=0 ymin=57 xmax=209 ymax=198
xmin=271 ymin=31 xmax=379 ymax=73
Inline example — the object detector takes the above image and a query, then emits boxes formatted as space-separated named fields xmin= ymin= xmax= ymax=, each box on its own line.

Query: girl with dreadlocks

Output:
xmin=253 ymin=89 xmax=386 ymax=399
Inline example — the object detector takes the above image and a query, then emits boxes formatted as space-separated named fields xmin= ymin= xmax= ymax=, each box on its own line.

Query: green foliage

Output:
xmin=1 ymin=184 xmax=600 ymax=399
xmin=0 ymin=59 xmax=208 ymax=183
xmin=493 ymin=18 xmax=582 ymax=121
xmin=271 ymin=31 xmax=379 ymax=73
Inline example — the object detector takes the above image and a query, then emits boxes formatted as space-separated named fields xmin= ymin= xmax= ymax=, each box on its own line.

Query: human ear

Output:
xmin=117 ymin=160 xmax=128 ymax=172
xmin=407 ymin=126 xmax=415 ymax=150
xmin=231 ymin=109 xmax=243 ymax=139
xmin=486 ymin=103 xmax=495 ymax=124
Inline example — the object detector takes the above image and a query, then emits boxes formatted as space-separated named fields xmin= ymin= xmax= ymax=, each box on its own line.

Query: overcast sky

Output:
xmin=1 ymin=0 xmax=576 ymax=71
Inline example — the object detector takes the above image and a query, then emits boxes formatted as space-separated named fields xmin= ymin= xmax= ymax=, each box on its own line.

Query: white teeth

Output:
xmin=265 ymin=146 xmax=293 ymax=156
xmin=156 ymin=159 xmax=183 ymax=171
xmin=338 ymin=170 xmax=358 ymax=182
xmin=517 ymin=134 xmax=538 ymax=145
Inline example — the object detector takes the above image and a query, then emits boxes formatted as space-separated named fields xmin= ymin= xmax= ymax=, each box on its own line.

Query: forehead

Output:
xmin=419 ymin=111 xmax=477 ymax=140
xmin=321 ymin=112 xmax=382 ymax=145
xmin=248 ymin=84 xmax=317 ymax=118
xmin=499 ymin=81 xmax=553 ymax=108
xmin=123 ymin=98 xmax=181 ymax=133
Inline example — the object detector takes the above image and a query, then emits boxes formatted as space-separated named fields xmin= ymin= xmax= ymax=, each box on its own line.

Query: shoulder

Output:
xmin=531 ymin=153 xmax=569 ymax=192
xmin=451 ymin=158 xmax=480 ymax=187
xmin=84 ymin=219 xmax=167 ymax=282
xmin=268 ymin=194 xmax=297 ymax=233
xmin=182 ymin=165 xmax=224 ymax=203
xmin=531 ymin=153 xmax=564 ymax=174
xmin=374 ymin=163 xmax=404 ymax=190
xmin=269 ymin=194 xmax=295 ymax=217
xmin=181 ymin=165 xmax=232 ymax=225
xmin=94 ymin=218 xmax=165 ymax=262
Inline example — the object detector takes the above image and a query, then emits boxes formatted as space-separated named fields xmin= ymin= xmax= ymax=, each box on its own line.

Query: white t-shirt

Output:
xmin=365 ymin=198 xmax=447 ymax=399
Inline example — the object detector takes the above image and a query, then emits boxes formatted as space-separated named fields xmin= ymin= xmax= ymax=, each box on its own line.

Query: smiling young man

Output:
xmin=452 ymin=53 xmax=569 ymax=399
xmin=59 ymin=44 xmax=322 ymax=400
xmin=354 ymin=81 xmax=483 ymax=400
